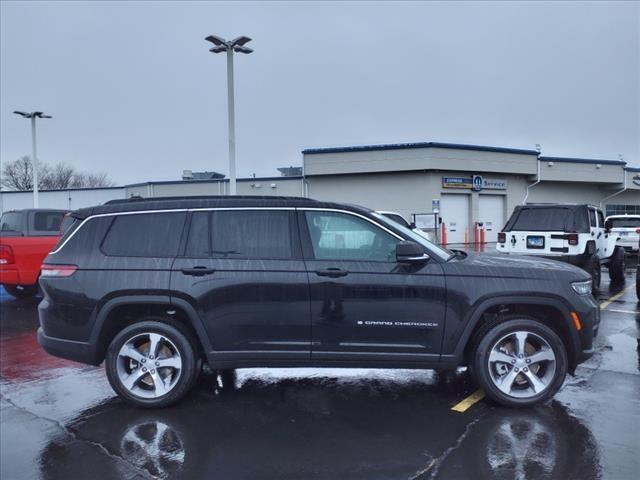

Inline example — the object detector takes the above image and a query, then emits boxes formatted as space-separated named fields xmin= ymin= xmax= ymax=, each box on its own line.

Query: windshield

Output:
xmin=0 ymin=212 xmax=22 ymax=233
xmin=609 ymin=217 xmax=640 ymax=228
xmin=372 ymin=212 xmax=454 ymax=261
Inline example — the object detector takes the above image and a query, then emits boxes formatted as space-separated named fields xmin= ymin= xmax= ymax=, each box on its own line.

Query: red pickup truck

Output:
xmin=0 ymin=209 xmax=69 ymax=298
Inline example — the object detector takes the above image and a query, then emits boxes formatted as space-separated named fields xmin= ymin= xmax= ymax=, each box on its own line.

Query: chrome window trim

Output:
xmin=50 ymin=206 xmax=404 ymax=255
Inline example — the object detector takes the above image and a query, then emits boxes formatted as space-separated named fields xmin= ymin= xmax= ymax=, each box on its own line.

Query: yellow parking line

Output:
xmin=451 ymin=389 xmax=485 ymax=412
xmin=600 ymin=283 xmax=635 ymax=311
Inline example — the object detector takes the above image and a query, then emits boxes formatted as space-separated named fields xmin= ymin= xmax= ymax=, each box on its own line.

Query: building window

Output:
xmin=605 ymin=204 xmax=640 ymax=216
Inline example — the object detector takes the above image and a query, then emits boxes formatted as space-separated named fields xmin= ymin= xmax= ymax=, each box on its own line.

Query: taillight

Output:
xmin=0 ymin=245 xmax=15 ymax=265
xmin=636 ymin=228 xmax=640 ymax=234
xmin=40 ymin=264 xmax=77 ymax=278
xmin=497 ymin=232 xmax=506 ymax=244
xmin=567 ymin=233 xmax=579 ymax=246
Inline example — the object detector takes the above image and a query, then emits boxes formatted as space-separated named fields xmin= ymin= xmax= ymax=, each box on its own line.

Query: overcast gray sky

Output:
xmin=1 ymin=1 xmax=639 ymax=185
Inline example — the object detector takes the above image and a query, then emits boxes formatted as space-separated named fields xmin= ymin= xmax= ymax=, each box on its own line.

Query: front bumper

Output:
xmin=573 ymin=295 xmax=600 ymax=364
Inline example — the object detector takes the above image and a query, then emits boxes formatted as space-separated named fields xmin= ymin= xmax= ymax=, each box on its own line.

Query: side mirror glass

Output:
xmin=604 ymin=220 xmax=612 ymax=232
xmin=396 ymin=241 xmax=429 ymax=263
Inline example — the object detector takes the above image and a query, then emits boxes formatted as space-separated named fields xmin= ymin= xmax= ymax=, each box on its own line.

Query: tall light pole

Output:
xmin=13 ymin=111 xmax=52 ymax=208
xmin=205 ymin=35 xmax=253 ymax=195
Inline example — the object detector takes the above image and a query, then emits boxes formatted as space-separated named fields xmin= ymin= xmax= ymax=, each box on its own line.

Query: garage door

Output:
xmin=440 ymin=194 xmax=469 ymax=245
xmin=479 ymin=195 xmax=505 ymax=243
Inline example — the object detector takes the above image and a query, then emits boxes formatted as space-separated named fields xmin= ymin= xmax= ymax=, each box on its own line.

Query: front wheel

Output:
xmin=105 ymin=319 xmax=198 ymax=408
xmin=472 ymin=317 xmax=568 ymax=407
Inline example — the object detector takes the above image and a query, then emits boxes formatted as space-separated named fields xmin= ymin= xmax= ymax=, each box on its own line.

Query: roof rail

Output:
xmin=104 ymin=195 xmax=312 ymax=205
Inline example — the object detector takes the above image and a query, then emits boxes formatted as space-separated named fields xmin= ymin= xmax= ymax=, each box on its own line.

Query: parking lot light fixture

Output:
xmin=205 ymin=34 xmax=253 ymax=195
xmin=12 ymin=110 xmax=52 ymax=208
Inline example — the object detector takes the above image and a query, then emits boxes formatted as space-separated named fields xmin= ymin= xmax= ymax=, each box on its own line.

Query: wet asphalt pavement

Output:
xmin=1 ymin=262 xmax=639 ymax=480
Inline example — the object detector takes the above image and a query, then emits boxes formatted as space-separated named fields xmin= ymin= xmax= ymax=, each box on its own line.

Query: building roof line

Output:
xmin=539 ymin=156 xmax=627 ymax=166
xmin=302 ymin=141 xmax=539 ymax=156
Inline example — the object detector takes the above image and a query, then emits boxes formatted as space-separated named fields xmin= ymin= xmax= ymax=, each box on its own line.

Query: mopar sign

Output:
xmin=472 ymin=175 xmax=483 ymax=192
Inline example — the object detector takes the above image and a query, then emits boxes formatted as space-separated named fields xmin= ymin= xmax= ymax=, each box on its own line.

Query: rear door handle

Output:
xmin=181 ymin=266 xmax=216 ymax=276
xmin=315 ymin=268 xmax=349 ymax=278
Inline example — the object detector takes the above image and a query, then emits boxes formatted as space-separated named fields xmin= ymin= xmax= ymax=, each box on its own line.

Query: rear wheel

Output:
xmin=105 ymin=319 xmax=198 ymax=408
xmin=607 ymin=247 xmax=626 ymax=283
xmin=472 ymin=317 xmax=568 ymax=407
xmin=582 ymin=254 xmax=601 ymax=293
xmin=3 ymin=284 xmax=39 ymax=299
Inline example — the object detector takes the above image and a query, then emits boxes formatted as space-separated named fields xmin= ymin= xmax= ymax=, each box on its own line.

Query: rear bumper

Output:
xmin=37 ymin=328 xmax=100 ymax=365
xmin=0 ymin=268 xmax=19 ymax=285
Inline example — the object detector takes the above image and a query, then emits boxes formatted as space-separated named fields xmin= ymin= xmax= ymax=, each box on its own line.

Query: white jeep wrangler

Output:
xmin=496 ymin=204 xmax=625 ymax=291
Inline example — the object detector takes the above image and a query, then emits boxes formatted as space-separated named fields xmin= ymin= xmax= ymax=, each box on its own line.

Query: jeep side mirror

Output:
xmin=409 ymin=222 xmax=416 ymax=229
xmin=396 ymin=241 xmax=429 ymax=263
xmin=604 ymin=219 xmax=612 ymax=233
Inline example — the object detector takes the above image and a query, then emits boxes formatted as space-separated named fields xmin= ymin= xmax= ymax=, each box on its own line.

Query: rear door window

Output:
xmin=102 ymin=212 xmax=186 ymax=257
xmin=185 ymin=210 xmax=294 ymax=259
xmin=32 ymin=211 xmax=65 ymax=234
xmin=589 ymin=209 xmax=597 ymax=228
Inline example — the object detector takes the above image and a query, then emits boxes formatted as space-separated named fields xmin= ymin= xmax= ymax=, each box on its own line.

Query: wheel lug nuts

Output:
xmin=142 ymin=367 xmax=147 ymax=372
xmin=149 ymin=355 xmax=154 ymax=360
xmin=514 ymin=367 xmax=519 ymax=372
xmin=151 ymin=369 xmax=156 ymax=374
xmin=141 ymin=358 xmax=146 ymax=363
xmin=155 ymin=362 xmax=160 ymax=367
xmin=526 ymin=359 xmax=531 ymax=364
xmin=523 ymin=367 xmax=528 ymax=372
xmin=511 ymin=359 xmax=516 ymax=364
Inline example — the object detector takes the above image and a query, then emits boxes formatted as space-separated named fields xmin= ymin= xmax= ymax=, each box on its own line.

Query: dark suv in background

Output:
xmin=38 ymin=196 xmax=599 ymax=408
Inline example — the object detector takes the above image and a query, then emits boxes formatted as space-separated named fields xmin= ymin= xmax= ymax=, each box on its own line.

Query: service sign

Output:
xmin=482 ymin=178 xmax=508 ymax=190
xmin=442 ymin=176 xmax=507 ymax=190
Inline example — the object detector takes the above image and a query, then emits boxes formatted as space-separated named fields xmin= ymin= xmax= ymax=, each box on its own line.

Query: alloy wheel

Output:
xmin=487 ymin=330 xmax=557 ymax=399
xmin=116 ymin=333 xmax=183 ymax=399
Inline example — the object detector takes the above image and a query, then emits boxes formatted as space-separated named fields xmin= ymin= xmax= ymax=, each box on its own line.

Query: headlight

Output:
xmin=571 ymin=280 xmax=592 ymax=295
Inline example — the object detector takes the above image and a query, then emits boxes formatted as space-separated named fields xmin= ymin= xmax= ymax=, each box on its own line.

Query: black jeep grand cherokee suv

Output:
xmin=38 ymin=196 xmax=599 ymax=408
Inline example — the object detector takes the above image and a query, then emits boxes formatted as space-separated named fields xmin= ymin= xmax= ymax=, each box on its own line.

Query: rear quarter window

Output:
xmin=101 ymin=212 xmax=186 ymax=257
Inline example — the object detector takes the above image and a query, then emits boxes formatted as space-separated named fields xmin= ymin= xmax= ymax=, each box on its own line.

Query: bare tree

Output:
xmin=41 ymin=163 xmax=75 ymax=190
xmin=1 ymin=157 xmax=115 ymax=191
xmin=1 ymin=156 xmax=34 ymax=190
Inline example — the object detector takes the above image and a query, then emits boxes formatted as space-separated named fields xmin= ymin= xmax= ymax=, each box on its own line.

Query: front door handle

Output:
xmin=181 ymin=266 xmax=216 ymax=277
xmin=315 ymin=268 xmax=349 ymax=278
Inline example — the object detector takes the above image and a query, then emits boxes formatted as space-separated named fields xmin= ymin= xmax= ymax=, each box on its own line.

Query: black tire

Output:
xmin=3 ymin=284 xmax=39 ymax=299
xmin=105 ymin=318 xmax=199 ymax=408
xmin=607 ymin=246 xmax=626 ymax=283
xmin=472 ymin=316 xmax=568 ymax=407
xmin=582 ymin=254 xmax=601 ymax=293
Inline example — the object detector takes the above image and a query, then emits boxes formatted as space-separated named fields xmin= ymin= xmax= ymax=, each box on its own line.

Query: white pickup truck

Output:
xmin=496 ymin=204 xmax=625 ymax=291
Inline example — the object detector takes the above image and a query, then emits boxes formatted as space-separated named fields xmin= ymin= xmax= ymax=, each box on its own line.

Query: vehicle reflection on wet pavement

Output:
xmin=1 ymin=262 xmax=638 ymax=480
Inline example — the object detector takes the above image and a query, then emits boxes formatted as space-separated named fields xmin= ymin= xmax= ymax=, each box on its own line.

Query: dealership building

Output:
xmin=1 ymin=141 xmax=638 ymax=245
